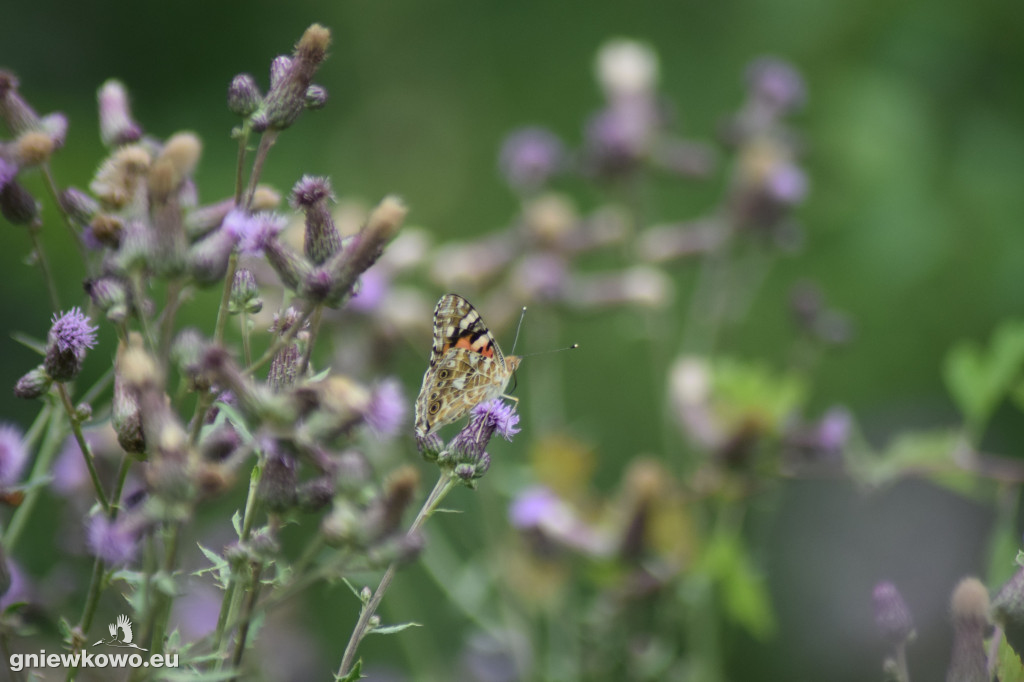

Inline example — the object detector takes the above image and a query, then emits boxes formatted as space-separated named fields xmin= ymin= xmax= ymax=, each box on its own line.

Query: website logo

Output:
xmin=93 ymin=614 xmax=148 ymax=651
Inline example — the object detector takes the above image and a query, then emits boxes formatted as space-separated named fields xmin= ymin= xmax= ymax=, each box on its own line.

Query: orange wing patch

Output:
xmin=446 ymin=334 xmax=496 ymax=358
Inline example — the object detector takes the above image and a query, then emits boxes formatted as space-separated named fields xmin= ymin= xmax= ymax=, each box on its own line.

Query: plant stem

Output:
xmin=234 ymin=123 xmax=252 ymax=206
xmin=229 ymin=561 xmax=263 ymax=677
xmin=3 ymin=403 xmax=61 ymax=551
xmin=240 ymin=311 xmax=252 ymax=367
xmin=335 ymin=471 xmax=457 ymax=679
xmin=298 ymin=305 xmax=323 ymax=375
xmin=214 ymin=253 xmax=239 ymax=347
xmin=56 ymin=383 xmax=109 ymax=513
xmin=244 ymin=131 xmax=279 ymax=210
xmin=40 ymin=163 xmax=87 ymax=262
xmin=27 ymin=222 xmax=61 ymax=312
xmin=244 ymin=306 xmax=314 ymax=375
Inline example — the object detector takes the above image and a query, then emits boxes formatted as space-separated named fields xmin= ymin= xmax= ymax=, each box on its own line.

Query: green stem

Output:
xmin=234 ymin=123 xmax=252 ymax=207
xmin=229 ymin=562 xmax=264 ymax=677
xmin=298 ymin=305 xmax=323 ymax=375
xmin=3 ymin=404 xmax=61 ymax=551
xmin=240 ymin=311 xmax=252 ymax=367
xmin=244 ymin=131 xmax=279 ymax=210
xmin=157 ymin=278 xmax=186 ymax=369
xmin=214 ymin=253 xmax=239 ymax=347
xmin=27 ymin=222 xmax=61 ymax=312
xmin=56 ymin=383 xmax=109 ymax=513
xmin=244 ymin=306 xmax=314 ymax=376
xmin=335 ymin=471 xmax=457 ymax=678
xmin=148 ymin=522 xmax=182 ymax=656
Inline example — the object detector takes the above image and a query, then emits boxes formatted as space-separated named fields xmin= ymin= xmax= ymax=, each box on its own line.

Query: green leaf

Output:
xmin=194 ymin=544 xmax=231 ymax=590
xmin=335 ymin=660 xmax=363 ymax=682
xmin=711 ymin=359 xmax=807 ymax=434
xmin=341 ymin=577 xmax=364 ymax=601
xmin=995 ymin=634 xmax=1024 ymax=682
xmin=697 ymin=533 xmax=776 ymax=639
xmin=10 ymin=332 xmax=45 ymax=355
xmin=214 ymin=401 xmax=254 ymax=443
xmin=370 ymin=621 xmax=422 ymax=636
xmin=944 ymin=320 xmax=1024 ymax=434
xmin=232 ymin=510 xmax=243 ymax=539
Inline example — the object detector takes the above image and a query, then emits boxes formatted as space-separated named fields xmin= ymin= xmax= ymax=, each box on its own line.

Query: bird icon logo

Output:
xmin=92 ymin=615 xmax=149 ymax=650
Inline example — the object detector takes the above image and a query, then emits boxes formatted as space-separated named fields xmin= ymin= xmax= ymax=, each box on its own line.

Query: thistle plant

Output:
xmin=0 ymin=20 xmax=1022 ymax=682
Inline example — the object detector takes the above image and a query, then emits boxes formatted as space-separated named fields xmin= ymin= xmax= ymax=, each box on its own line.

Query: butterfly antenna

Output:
xmin=510 ymin=305 xmax=528 ymax=354
xmin=519 ymin=343 xmax=580 ymax=359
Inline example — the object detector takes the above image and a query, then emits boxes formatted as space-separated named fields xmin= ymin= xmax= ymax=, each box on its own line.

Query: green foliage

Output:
xmin=696 ymin=532 xmax=776 ymax=640
xmin=944 ymin=320 xmax=1024 ymax=437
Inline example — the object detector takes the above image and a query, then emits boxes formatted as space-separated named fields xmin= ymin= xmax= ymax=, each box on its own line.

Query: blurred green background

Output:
xmin=3 ymin=0 xmax=1024 ymax=680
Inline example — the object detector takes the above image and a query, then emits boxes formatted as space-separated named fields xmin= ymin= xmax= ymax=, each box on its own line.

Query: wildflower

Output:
xmin=84 ymin=276 xmax=130 ymax=323
xmin=227 ymin=73 xmax=262 ymax=117
xmin=14 ymin=365 xmax=51 ymax=400
xmin=872 ymin=581 xmax=915 ymax=645
xmin=364 ymin=379 xmax=406 ymax=438
xmin=229 ymin=267 xmax=263 ymax=314
xmin=0 ymin=180 xmax=39 ymax=225
xmin=97 ymin=80 xmax=142 ymax=147
xmin=445 ymin=400 xmax=519 ymax=483
xmin=595 ymin=39 xmax=659 ymax=100
xmin=59 ymin=187 xmax=99 ymax=225
xmin=291 ymin=175 xmax=340 ymax=265
xmin=947 ymin=577 xmax=990 ymax=682
xmin=498 ymin=127 xmax=564 ymax=193
xmin=90 ymin=144 xmax=151 ymax=213
xmin=14 ymin=129 xmax=56 ymax=166
xmin=0 ymin=70 xmax=40 ymax=134
xmin=44 ymin=307 xmax=99 ymax=382
xmin=0 ymin=425 xmax=28 ymax=490
xmin=223 ymin=209 xmax=286 ymax=255
xmin=304 ymin=84 xmax=328 ymax=110
xmin=148 ymin=132 xmax=202 ymax=203
xmin=0 ymin=156 xmax=16 ymax=190
xmin=86 ymin=514 xmax=140 ymax=565
xmin=251 ymin=24 xmax=331 ymax=132
xmin=746 ymin=56 xmax=806 ymax=115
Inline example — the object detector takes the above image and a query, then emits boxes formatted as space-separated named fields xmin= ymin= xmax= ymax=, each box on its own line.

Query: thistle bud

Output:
xmin=304 ymin=85 xmax=328 ymax=110
xmin=187 ymin=227 xmax=236 ymax=285
xmin=0 ymin=180 xmax=39 ymax=225
xmin=298 ymin=477 xmax=335 ymax=512
xmin=227 ymin=73 xmax=262 ymax=117
xmin=252 ymin=24 xmax=331 ymax=132
xmin=148 ymin=132 xmax=202 ymax=203
xmin=290 ymin=175 xmax=340 ymax=265
xmin=873 ymin=581 xmax=915 ymax=645
xmin=229 ymin=267 xmax=262 ymax=315
xmin=84 ymin=276 xmax=129 ymax=323
xmin=947 ymin=577 xmax=990 ymax=682
xmin=88 ymin=213 xmax=125 ymax=248
xmin=60 ymin=187 xmax=99 ymax=225
xmin=257 ymin=447 xmax=299 ymax=512
xmin=14 ymin=365 xmax=51 ymax=400
xmin=98 ymin=80 xmax=142 ymax=147
xmin=14 ymin=129 xmax=55 ymax=166
xmin=0 ymin=71 xmax=40 ymax=135
xmin=90 ymin=144 xmax=151 ymax=213
xmin=319 ymin=195 xmax=406 ymax=306
xmin=44 ymin=308 xmax=99 ymax=382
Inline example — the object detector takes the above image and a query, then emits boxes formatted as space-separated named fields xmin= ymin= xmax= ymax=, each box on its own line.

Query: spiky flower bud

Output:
xmin=441 ymin=400 xmax=519 ymax=484
xmin=229 ymin=267 xmax=263 ymax=315
xmin=44 ymin=308 xmax=99 ymax=382
xmin=304 ymin=85 xmax=328 ymax=110
xmin=187 ymin=227 xmax=236 ymax=285
xmin=873 ymin=581 xmax=915 ymax=645
xmin=227 ymin=73 xmax=262 ymax=117
xmin=291 ymin=175 xmax=340 ymax=265
xmin=251 ymin=24 xmax=331 ymax=132
xmin=14 ymin=365 xmax=51 ymax=399
xmin=0 ymin=71 xmax=40 ymax=135
xmin=88 ymin=213 xmax=125 ymax=247
xmin=298 ymin=476 xmax=335 ymax=512
xmin=84 ymin=276 xmax=130 ymax=323
xmin=59 ymin=187 xmax=99 ymax=225
xmin=98 ymin=79 xmax=142 ymax=147
xmin=947 ymin=577 xmax=990 ymax=682
xmin=91 ymin=144 xmax=151 ymax=212
xmin=149 ymin=132 xmax=202 ymax=204
xmin=0 ymin=180 xmax=38 ymax=225
xmin=257 ymin=446 xmax=298 ymax=512
xmin=416 ymin=432 xmax=443 ymax=462
xmin=269 ymin=56 xmax=292 ymax=90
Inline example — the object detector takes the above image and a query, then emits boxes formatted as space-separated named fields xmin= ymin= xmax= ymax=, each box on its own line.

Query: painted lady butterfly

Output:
xmin=414 ymin=294 xmax=521 ymax=436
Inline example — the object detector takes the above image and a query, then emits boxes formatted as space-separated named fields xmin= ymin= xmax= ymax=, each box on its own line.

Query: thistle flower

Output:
xmin=595 ymin=39 xmax=659 ymax=100
xmin=90 ymin=144 xmax=151 ymax=213
xmin=304 ymin=84 xmax=328 ymax=110
xmin=0 ymin=156 xmax=16 ymax=190
xmin=86 ymin=514 xmax=140 ymax=565
xmin=947 ymin=577 xmax=990 ymax=682
xmin=364 ymin=378 xmax=406 ymax=438
xmin=251 ymin=24 xmax=332 ymax=132
xmin=444 ymin=400 xmax=519 ymax=483
xmin=44 ymin=307 xmax=99 ymax=382
xmin=187 ymin=226 xmax=237 ymax=284
xmin=0 ymin=70 xmax=41 ymax=135
xmin=498 ymin=127 xmax=565 ymax=193
xmin=227 ymin=73 xmax=262 ymax=117
xmin=59 ymin=187 xmax=100 ymax=225
xmin=14 ymin=129 xmax=56 ymax=166
xmin=0 ymin=424 xmax=28 ymax=490
xmin=745 ymin=56 xmax=806 ymax=115
xmin=291 ymin=175 xmax=340 ymax=265
xmin=85 ymin=276 xmax=130 ymax=323
xmin=229 ymin=267 xmax=263 ymax=314
xmin=223 ymin=209 xmax=287 ymax=255
xmin=97 ymin=79 xmax=142 ymax=147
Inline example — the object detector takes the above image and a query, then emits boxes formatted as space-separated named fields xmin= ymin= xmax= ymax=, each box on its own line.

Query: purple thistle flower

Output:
xmin=227 ymin=73 xmax=262 ymax=118
xmin=0 ymin=424 xmax=28 ymax=488
xmin=445 ymin=400 xmax=520 ymax=482
xmin=746 ymin=56 xmax=806 ymax=114
xmin=289 ymin=174 xmax=335 ymax=209
xmin=365 ymin=378 xmax=407 ymax=438
xmin=97 ymin=79 xmax=142 ymax=147
xmin=347 ymin=268 xmax=389 ymax=312
xmin=86 ymin=515 xmax=139 ymax=565
xmin=223 ymin=209 xmax=287 ymax=255
xmin=476 ymin=399 xmax=520 ymax=441
xmin=508 ymin=486 xmax=561 ymax=529
xmin=44 ymin=307 xmax=99 ymax=382
xmin=873 ymin=581 xmax=915 ymax=644
xmin=499 ymin=127 xmax=565 ymax=193
xmin=765 ymin=162 xmax=809 ymax=205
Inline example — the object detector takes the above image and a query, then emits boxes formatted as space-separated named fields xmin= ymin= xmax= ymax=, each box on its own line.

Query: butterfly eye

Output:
xmin=437 ymin=369 xmax=450 ymax=380
xmin=428 ymin=401 xmax=441 ymax=415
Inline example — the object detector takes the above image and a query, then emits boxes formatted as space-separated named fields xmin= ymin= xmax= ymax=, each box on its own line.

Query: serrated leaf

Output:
xmin=697 ymin=533 xmax=776 ymax=639
xmin=154 ymin=571 xmax=178 ymax=597
xmin=944 ymin=320 xmax=1024 ymax=435
xmin=158 ymin=669 xmax=243 ymax=682
xmin=195 ymin=544 xmax=231 ymax=590
xmin=335 ymin=659 xmax=363 ymax=682
xmin=309 ymin=367 xmax=331 ymax=382
xmin=996 ymin=635 xmax=1024 ymax=682
xmin=232 ymin=510 xmax=243 ymax=539
xmin=341 ymin=577 xmax=364 ymax=601
xmin=369 ymin=621 xmax=422 ymax=636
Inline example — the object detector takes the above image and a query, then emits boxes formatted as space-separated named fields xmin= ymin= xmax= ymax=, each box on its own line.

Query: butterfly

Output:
xmin=414 ymin=294 xmax=521 ymax=436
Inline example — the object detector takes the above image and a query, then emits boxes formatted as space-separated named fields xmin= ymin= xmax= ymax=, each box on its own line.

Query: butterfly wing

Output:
xmin=416 ymin=294 xmax=514 ymax=436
